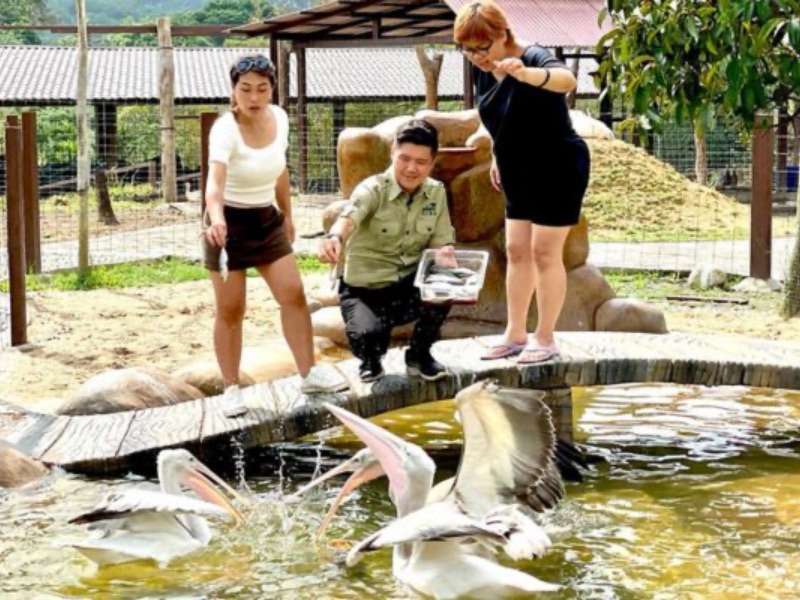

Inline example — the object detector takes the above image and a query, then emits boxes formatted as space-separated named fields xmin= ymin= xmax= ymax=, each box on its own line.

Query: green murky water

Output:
xmin=2 ymin=384 xmax=800 ymax=599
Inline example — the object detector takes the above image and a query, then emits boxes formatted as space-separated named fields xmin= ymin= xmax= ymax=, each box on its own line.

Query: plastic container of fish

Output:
xmin=414 ymin=249 xmax=490 ymax=305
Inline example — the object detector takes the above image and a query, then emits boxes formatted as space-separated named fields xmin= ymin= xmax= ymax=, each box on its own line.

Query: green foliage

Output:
xmin=0 ymin=255 xmax=327 ymax=292
xmin=0 ymin=0 xmax=51 ymax=44
xmin=598 ymin=0 xmax=800 ymax=132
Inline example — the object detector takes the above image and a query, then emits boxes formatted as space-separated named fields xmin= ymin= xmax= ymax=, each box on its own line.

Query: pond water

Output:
xmin=2 ymin=384 xmax=799 ymax=599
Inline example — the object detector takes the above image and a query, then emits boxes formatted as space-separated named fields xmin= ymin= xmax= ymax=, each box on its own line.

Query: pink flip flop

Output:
xmin=481 ymin=341 xmax=527 ymax=361
xmin=518 ymin=344 xmax=560 ymax=364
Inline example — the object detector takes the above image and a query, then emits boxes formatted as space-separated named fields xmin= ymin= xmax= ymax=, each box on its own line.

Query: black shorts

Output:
xmin=499 ymin=140 xmax=591 ymax=226
xmin=203 ymin=205 xmax=293 ymax=272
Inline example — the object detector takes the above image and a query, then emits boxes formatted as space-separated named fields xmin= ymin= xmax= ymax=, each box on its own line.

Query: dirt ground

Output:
xmin=1 ymin=274 xmax=799 ymax=413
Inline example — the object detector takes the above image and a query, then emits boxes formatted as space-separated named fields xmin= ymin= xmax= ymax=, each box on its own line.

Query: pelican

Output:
xmin=297 ymin=380 xmax=586 ymax=599
xmin=58 ymin=449 xmax=245 ymax=567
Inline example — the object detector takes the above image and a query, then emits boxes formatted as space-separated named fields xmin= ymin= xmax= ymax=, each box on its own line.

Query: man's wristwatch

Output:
xmin=326 ymin=233 xmax=342 ymax=244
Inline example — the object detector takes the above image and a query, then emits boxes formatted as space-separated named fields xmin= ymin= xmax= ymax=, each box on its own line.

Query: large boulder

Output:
xmin=448 ymin=163 xmax=506 ymax=242
xmin=415 ymin=109 xmax=481 ymax=147
xmin=172 ymin=363 xmax=256 ymax=397
xmin=0 ymin=444 xmax=49 ymax=489
xmin=57 ymin=368 xmax=204 ymax=415
xmin=596 ymin=298 xmax=669 ymax=334
xmin=337 ymin=128 xmax=391 ymax=198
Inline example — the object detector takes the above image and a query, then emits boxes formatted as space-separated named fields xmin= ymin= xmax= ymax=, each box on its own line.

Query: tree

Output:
xmin=597 ymin=0 xmax=800 ymax=314
xmin=0 ymin=0 xmax=52 ymax=44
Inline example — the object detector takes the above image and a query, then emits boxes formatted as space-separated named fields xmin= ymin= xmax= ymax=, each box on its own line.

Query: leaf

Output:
xmin=726 ymin=59 xmax=742 ymax=91
xmin=634 ymin=85 xmax=649 ymax=114
xmin=598 ymin=6 xmax=608 ymax=27
xmin=741 ymin=84 xmax=756 ymax=116
xmin=789 ymin=18 xmax=800 ymax=53
xmin=686 ymin=18 xmax=699 ymax=42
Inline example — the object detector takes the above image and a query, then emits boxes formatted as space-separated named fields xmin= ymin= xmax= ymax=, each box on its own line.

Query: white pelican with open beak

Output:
xmin=298 ymin=380 xmax=584 ymax=599
xmin=59 ymin=448 xmax=245 ymax=567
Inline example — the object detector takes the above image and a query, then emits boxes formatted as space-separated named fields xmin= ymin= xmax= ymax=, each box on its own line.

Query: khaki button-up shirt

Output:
xmin=341 ymin=168 xmax=455 ymax=289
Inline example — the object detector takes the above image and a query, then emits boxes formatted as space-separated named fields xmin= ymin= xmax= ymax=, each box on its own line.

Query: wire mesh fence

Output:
xmin=2 ymin=95 xmax=799 ymax=349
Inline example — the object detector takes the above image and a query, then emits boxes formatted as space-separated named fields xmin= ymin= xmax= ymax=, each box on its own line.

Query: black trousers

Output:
xmin=339 ymin=273 xmax=451 ymax=365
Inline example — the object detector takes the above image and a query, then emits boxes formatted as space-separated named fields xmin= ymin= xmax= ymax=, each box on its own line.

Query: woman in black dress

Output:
xmin=454 ymin=0 xmax=591 ymax=363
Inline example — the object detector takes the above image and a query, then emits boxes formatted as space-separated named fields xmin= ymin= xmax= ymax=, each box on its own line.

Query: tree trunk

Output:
xmin=567 ymin=53 xmax=580 ymax=109
xmin=75 ymin=0 xmax=90 ymax=273
xmin=782 ymin=184 xmax=800 ymax=318
xmin=95 ymin=170 xmax=119 ymax=225
xmin=694 ymin=119 xmax=708 ymax=186
xmin=415 ymin=46 xmax=443 ymax=110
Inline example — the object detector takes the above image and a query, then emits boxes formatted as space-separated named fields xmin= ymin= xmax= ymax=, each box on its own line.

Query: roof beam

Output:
xmin=232 ymin=0 xmax=388 ymax=36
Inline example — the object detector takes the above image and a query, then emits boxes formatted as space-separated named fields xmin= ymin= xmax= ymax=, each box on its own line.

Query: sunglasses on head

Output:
xmin=234 ymin=56 xmax=273 ymax=75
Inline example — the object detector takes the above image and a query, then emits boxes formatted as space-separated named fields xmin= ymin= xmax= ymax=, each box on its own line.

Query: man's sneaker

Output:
xmin=301 ymin=363 xmax=350 ymax=394
xmin=223 ymin=384 xmax=248 ymax=418
xmin=406 ymin=352 xmax=448 ymax=382
xmin=359 ymin=360 xmax=384 ymax=383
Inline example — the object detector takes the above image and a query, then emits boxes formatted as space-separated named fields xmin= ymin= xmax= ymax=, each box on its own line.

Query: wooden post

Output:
xmin=158 ymin=17 xmax=177 ymax=204
xmin=269 ymin=36 xmax=279 ymax=105
xmin=21 ymin=112 xmax=41 ymax=274
xmin=332 ymin=100 xmax=346 ymax=192
xmin=75 ymin=0 xmax=90 ymax=273
xmin=278 ymin=41 xmax=290 ymax=110
xmin=5 ymin=116 xmax=27 ymax=346
xmin=200 ymin=112 xmax=217 ymax=218
xmin=751 ymin=114 xmax=773 ymax=280
xmin=463 ymin=55 xmax=474 ymax=109
xmin=296 ymin=46 xmax=308 ymax=193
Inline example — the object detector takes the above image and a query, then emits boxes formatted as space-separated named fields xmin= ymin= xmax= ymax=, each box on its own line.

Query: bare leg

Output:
xmin=504 ymin=218 xmax=537 ymax=343
xmin=210 ymin=270 xmax=247 ymax=387
xmin=256 ymin=254 xmax=315 ymax=377
xmin=530 ymin=224 xmax=571 ymax=348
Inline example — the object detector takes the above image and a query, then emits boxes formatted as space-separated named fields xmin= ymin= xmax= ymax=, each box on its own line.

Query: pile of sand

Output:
xmin=584 ymin=139 xmax=746 ymax=241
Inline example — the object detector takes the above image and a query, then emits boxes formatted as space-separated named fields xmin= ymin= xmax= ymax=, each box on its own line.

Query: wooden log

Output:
xmin=296 ymin=46 xmax=308 ymax=193
xmin=199 ymin=112 xmax=217 ymax=217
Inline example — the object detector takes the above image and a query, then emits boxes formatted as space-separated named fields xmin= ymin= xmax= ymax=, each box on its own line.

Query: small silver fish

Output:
xmin=219 ymin=248 xmax=229 ymax=282
xmin=425 ymin=274 xmax=465 ymax=286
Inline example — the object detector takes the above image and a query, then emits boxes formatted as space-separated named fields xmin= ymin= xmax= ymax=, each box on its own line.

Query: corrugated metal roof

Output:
xmin=445 ymin=0 xmax=609 ymax=48
xmin=289 ymin=46 xmax=598 ymax=99
xmin=0 ymin=45 xmax=598 ymax=105
xmin=0 ymin=46 xmax=260 ymax=105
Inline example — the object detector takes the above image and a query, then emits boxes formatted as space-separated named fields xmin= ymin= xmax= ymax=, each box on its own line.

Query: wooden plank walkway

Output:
xmin=2 ymin=331 xmax=800 ymax=475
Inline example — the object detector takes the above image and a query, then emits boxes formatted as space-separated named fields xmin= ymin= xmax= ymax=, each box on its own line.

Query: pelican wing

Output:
xmin=450 ymin=381 xmax=562 ymax=516
xmin=347 ymin=503 xmax=505 ymax=559
xmin=69 ymin=488 xmax=233 ymax=525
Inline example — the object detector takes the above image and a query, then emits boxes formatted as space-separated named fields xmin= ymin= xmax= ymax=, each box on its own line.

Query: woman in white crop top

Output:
xmin=203 ymin=55 xmax=347 ymax=416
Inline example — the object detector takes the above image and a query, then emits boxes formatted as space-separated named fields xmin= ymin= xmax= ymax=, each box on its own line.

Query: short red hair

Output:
xmin=453 ymin=0 xmax=514 ymax=46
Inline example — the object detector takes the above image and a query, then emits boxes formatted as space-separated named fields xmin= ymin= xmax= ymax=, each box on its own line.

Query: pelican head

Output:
xmin=297 ymin=403 xmax=435 ymax=540
xmin=157 ymin=449 xmax=246 ymax=524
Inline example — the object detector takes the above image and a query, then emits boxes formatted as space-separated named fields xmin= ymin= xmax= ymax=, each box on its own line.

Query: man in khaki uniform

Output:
xmin=319 ymin=120 xmax=456 ymax=383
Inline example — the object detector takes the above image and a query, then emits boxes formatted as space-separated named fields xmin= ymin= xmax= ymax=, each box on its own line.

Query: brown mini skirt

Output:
xmin=203 ymin=205 xmax=293 ymax=272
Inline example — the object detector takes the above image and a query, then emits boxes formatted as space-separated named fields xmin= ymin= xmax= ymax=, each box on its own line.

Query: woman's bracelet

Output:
xmin=537 ymin=68 xmax=551 ymax=88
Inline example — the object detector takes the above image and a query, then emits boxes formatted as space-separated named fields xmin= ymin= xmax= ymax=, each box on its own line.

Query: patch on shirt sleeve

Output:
xmin=422 ymin=202 xmax=438 ymax=216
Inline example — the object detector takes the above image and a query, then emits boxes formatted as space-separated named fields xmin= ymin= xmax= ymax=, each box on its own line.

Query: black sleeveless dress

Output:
xmin=474 ymin=45 xmax=591 ymax=226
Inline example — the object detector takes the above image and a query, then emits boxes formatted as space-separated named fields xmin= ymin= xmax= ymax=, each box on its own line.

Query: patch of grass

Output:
xmin=0 ymin=255 xmax=329 ymax=292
